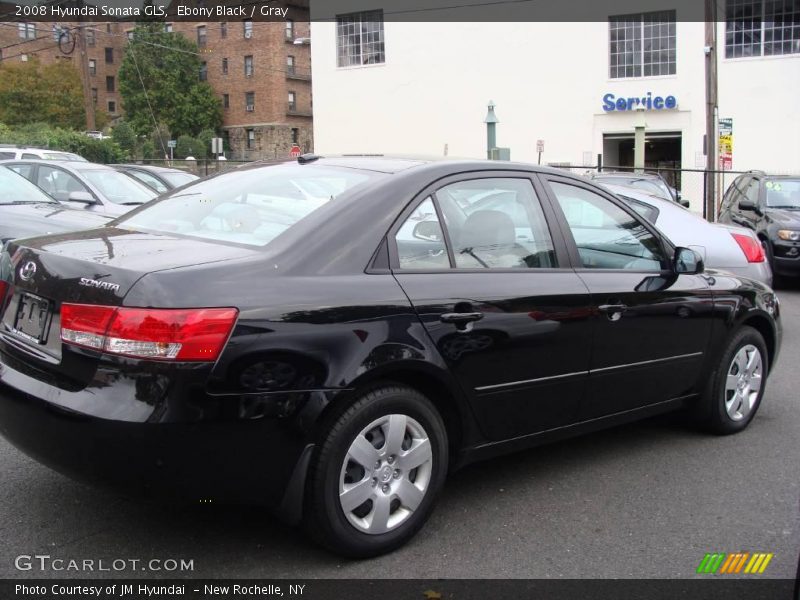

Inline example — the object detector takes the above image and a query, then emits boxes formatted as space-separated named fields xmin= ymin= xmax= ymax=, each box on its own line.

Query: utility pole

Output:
xmin=75 ymin=0 xmax=96 ymax=131
xmin=704 ymin=0 xmax=718 ymax=221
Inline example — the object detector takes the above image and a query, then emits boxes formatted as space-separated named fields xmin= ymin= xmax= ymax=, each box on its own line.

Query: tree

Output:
xmin=111 ymin=120 xmax=137 ymax=155
xmin=119 ymin=23 xmax=222 ymax=138
xmin=0 ymin=59 xmax=85 ymax=129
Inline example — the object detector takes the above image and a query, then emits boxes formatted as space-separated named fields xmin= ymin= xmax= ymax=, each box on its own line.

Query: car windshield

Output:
xmin=78 ymin=168 xmax=157 ymax=205
xmin=116 ymin=165 xmax=373 ymax=247
xmin=765 ymin=179 xmax=800 ymax=209
xmin=0 ymin=165 xmax=57 ymax=204
xmin=161 ymin=171 xmax=197 ymax=187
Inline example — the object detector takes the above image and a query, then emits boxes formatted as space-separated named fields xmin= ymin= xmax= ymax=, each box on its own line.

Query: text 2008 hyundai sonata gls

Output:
xmin=0 ymin=157 xmax=782 ymax=557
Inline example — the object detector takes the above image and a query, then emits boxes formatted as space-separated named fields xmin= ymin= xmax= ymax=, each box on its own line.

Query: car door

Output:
xmin=541 ymin=176 xmax=714 ymax=420
xmin=35 ymin=165 xmax=99 ymax=209
xmin=391 ymin=173 xmax=594 ymax=441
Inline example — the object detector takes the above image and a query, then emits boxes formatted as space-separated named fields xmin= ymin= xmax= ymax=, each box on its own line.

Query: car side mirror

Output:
xmin=738 ymin=199 xmax=758 ymax=212
xmin=67 ymin=191 xmax=97 ymax=204
xmin=680 ymin=198 xmax=690 ymax=208
xmin=673 ymin=247 xmax=704 ymax=275
xmin=412 ymin=220 xmax=442 ymax=242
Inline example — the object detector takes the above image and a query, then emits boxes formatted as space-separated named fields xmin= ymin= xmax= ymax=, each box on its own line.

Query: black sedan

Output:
xmin=0 ymin=157 xmax=782 ymax=558
xmin=0 ymin=165 xmax=112 ymax=245
xmin=113 ymin=164 xmax=199 ymax=194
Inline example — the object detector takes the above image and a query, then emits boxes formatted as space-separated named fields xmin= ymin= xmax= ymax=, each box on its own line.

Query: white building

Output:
xmin=310 ymin=3 xmax=800 ymax=211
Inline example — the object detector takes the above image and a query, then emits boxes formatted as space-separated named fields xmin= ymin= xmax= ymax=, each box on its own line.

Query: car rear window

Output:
xmin=765 ymin=179 xmax=800 ymax=209
xmin=161 ymin=171 xmax=197 ymax=187
xmin=617 ymin=194 xmax=660 ymax=223
xmin=116 ymin=165 xmax=373 ymax=247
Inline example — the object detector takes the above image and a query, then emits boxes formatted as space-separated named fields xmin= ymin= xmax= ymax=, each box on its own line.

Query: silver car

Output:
xmin=602 ymin=184 xmax=772 ymax=286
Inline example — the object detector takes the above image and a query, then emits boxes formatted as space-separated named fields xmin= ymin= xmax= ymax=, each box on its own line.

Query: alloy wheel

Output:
xmin=724 ymin=344 xmax=763 ymax=421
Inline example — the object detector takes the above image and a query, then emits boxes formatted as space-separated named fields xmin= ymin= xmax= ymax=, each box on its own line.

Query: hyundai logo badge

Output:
xmin=19 ymin=261 xmax=37 ymax=282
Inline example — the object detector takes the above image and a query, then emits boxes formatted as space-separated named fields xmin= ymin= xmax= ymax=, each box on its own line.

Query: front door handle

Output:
xmin=598 ymin=304 xmax=627 ymax=322
xmin=440 ymin=312 xmax=484 ymax=330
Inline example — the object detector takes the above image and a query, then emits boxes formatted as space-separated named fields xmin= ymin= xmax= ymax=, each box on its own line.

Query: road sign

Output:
xmin=536 ymin=139 xmax=545 ymax=153
xmin=718 ymin=118 xmax=733 ymax=171
xmin=289 ymin=144 xmax=301 ymax=158
xmin=167 ymin=140 xmax=177 ymax=148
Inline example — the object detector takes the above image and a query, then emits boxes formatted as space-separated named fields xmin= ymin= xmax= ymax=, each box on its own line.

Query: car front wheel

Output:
xmin=304 ymin=384 xmax=448 ymax=557
xmin=701 ymin=326 xmax=769 ymax=434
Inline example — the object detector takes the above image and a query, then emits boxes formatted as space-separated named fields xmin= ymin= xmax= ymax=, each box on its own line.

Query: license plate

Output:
xmin=12 ymin=293 xmax=52 ymax=344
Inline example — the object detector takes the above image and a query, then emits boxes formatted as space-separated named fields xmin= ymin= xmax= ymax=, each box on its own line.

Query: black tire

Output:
xmin=304 ymin=384 xmax=448 ymax=558
xmin=697 ymin=326 xmax=769 ymax=435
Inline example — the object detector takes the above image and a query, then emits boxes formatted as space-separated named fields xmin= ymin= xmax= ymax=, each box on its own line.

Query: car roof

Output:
xmin=0 ymin=159 xmax=110 ymax=170
xmin=114 ymin=164 xmax=190 ymax=174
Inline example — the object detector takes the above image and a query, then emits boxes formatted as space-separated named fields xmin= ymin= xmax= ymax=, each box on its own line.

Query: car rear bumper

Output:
xmin=0 ymin=357 xmax=313 ymax=509
xmin=718 ymin=262 xmax=773 ymax=287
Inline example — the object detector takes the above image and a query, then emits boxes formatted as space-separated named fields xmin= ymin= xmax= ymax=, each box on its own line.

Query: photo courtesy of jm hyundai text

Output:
xmin=0 ymin=157 xmax=782 ymax=558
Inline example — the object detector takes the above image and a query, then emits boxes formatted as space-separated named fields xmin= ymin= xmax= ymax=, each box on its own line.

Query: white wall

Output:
xmin=311 ymin=21 xmax=798 ymax=177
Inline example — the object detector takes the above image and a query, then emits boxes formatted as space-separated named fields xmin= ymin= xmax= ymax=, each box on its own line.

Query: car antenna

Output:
xmin=297 ymin=153 xmax=322 ymax=165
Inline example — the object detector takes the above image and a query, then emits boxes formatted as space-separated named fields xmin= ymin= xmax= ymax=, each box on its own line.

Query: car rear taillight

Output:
xmin=61 ymin=304 xmax=238 ymax=361
xmin=0 ymin=280 xmax=8 ymax=309
xmin=731 ymin=233 xmax=766 ymax=263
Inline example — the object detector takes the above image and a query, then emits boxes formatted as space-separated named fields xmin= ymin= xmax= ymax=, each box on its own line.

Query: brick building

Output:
xmin=0 ymin=7 xmax=313 ymax=160
xmin=0 ymin=20 xmax=126 ymax=124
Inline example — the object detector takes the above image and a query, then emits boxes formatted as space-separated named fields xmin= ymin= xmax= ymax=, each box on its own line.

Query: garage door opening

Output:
xmin=602 ymin=132 xmax=682 ymax=189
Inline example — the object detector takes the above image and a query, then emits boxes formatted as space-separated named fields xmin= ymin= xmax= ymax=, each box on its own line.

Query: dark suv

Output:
xmin=718 ymin=172 xmax=800 ymax=281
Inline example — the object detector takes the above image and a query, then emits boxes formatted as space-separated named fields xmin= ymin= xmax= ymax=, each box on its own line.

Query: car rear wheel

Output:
xmin=699 ymin=326 xmax=768 ymax=434
xmin=304 ymin=384 xmax=448 ymax=557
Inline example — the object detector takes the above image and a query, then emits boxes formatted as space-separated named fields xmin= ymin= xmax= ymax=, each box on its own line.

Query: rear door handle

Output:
xmin=598 ymin=304 xmax=627 ymax=321
xmin=440 ymin=312 xmax=484 ymax=330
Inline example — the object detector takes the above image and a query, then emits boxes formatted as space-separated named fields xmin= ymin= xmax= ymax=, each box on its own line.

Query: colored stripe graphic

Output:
xmin=697 ymin=552 xmax=774 ymax=574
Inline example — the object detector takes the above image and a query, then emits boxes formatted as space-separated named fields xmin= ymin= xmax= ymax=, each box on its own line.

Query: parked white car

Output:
xmin=602 ymin=183 xmax=773 ymax=286
xmin=0 ymin=146 xmax=87 ymax=162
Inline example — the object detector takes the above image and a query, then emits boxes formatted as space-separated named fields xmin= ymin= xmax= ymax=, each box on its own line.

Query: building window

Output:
xmin=725 ymin=0 xmax=800 ymax=57
xmin=91 ymin=88 xmax=97 ymax=105
xmin=106 ymin=24 xmax=112 ymax=34
xmin=246 ymin=129 xmax=255 ymax=149
xmin=245 ymin=91 xmax=255 ymax=111
xmin=199 ymin=62 xmax=208 ymax=81
xmin=244 ymin=55 xmax=254 ymax=77
xmin=108 ymin=100 xmax=116 ymax=113
xmin=105 ymin=47 xmax=113 ymax=63
xmin=243 ymin=20 xmax=253 ymax=38
xmin=164 ymin=23 xmax=173 ymax=33
xmin=126 ymin=30 xmax=134 ymax=41
xmin=222 ymin=58 xmax=228 ymax=74
xmin=288 ymin=91 xmax=297 ymax=112
xmin=220 ymin=22 xmax=227 ymax=38
xmin=286 ymin=19 xmax=294 ymax=40
xmin=336 ymin=10 xmax=385 ymax=67
xmin=197 ymin=25 xmax=207 ymax=47
xmin=88 ymin=59 xmax=96 ymax=76
xmin=609 ymin=10 xmax=676 ymax=78
xmin=52 ymin=25 xmax=61 ymax=41
xmin=223 ymin=93 xmax=230 ymax=109
xmin=18 ymin=23 xmax=36 ymax=39
xmin=287 ymin=55 xmax=295 ymax=74
xmin=291 ymin=127 xmax=299 ymax=144
xmin=106 ymin=75 xmax=115 ymax=92
xmin=86 ymin=28 xmax=95 ymax=46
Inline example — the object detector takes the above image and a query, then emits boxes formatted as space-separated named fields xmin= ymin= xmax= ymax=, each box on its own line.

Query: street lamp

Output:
xmin=484 ymin=100 xmax=499 ymax=160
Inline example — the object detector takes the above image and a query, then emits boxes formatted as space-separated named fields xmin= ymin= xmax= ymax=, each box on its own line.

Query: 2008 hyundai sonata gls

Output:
xmin=0 ymin=157 xmax=781 ymax=557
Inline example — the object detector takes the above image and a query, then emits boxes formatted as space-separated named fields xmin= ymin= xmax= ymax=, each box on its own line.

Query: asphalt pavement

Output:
xmin=1 ymin=284 xmax=798 ymax=580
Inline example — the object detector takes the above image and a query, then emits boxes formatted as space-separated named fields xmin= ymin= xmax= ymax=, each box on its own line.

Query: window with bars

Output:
xmin=609 ymin=11 xmax=676 ymax=78
xmin=223 ymin=94 xmax=229 ymax=109
xmin=286 ymin=19 xmax=294 ymax=40
xmin=199 ymin=62 xmax=208 ymax=81
xmin=86 ymin=28 xmax=95 ymax=46
xmin=245 ymin=92 xmax=255 ymax=111
xmin=287 ymin=55 xmax=295 ymax=75
xmin=89 ymin=59 xmax=96 ymax=76
xmin=726 ymin=0 xmax=800 ymax=57
xmin=221 ymin=22 xmax=227 ymax=38
xmin=222 ymin=58 xmax=228 ymax=75
xmin=108 ymin=100 xmax=116 ymax=113
xmin=18 ymin=23 xmax=36 ymax=39
xmin=288 ymin=91 xmax=297 ymax=112
xmin=336 ymin=10 xmax=385 ymax=67
xmin=244 ymin=55 xmax=254 ymax=77
xmin=243 ymin=20 xmax=253 ymax=38
xmin=197 ymin=26 xmax=207 ymax=47
xmin=106 ymin=75 xmax=115 ymax=92
xmin=105 ymin=47 xmax=113 ymax=63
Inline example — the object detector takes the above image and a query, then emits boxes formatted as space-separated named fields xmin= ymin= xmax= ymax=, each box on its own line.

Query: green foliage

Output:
xmin=119 ymin=23 xmax=222 ymax=138
xmin=0 ymin=122 xmax=127 ymax=163
xmin=175 ymin=134 xmax=205 ymax=159
xmin=0 ymin=59 xmax=86 ymax=129
xmin=111 ymin=120 xmax=137 ymax=154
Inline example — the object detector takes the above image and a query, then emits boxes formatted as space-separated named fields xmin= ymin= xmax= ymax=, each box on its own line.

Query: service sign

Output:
xmin=602 ymin=92 xmax=678 ymax=112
